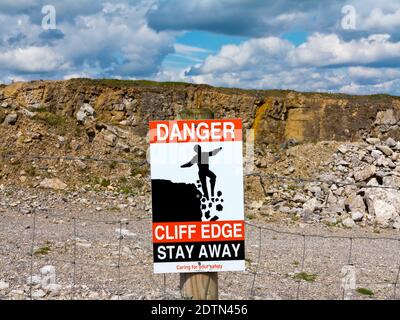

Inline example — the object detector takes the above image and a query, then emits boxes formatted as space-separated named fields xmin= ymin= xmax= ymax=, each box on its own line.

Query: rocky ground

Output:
xmin=246 ymin=110 xmax=400 ymax=231
xmin=1 ymin=184 xmax=400 ymax=300
xmin=1 ymin=81 xmax=400 ymax=299
xmin=249 ymin=136 xmax=400 ymax=231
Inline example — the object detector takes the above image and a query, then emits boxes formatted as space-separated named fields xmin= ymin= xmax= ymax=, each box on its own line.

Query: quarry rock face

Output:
xmin=1 ymin=79 xmax=399 ymax=147
xmin=2 ymin=79 xmax=400 ymax=230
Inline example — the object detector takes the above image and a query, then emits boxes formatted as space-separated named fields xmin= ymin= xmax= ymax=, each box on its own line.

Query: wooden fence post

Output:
xmin=177 ymin=107 xmax=219 ymax=300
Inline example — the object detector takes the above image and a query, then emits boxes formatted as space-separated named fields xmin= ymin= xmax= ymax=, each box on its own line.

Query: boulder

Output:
xmin=3 ymin=113 xmax=18 ymax=125
xmin=0 ymin=280 xmax=9 ymax=290
xmin=303 ymin=198 xmax=321 ymax=214
xmin=46 ymin=284 xmax=61 ymax=297
xmin=386 ymin=137 xmax=397 ymax=148
xmin=104 ymin=133 xmax=117 ymax=146
xmin=370 ymin=149 xmax=382 ymax=159
xmin=366 ymin=137 xmax=380 ymax=145
xmin=39 ymin=178 xmax=67 ymax=190
xmin=345 ymin=194 xmax=366 ymax=221
xmin=375 ymin=109 xmax=397 ymax=125
xmin=351 ymin=211 xmax=364 ymax=222
xmin=250 ymin=200 xmax=264 ymax=210
xmin=354 ymin=165 xmax=376 ymax=182
xmin=342 ymin=217 xmax=356 ymax=228
xmin=76 ymin=103 xmax=95 ymax=123
xmin=364 ymin=188 xmax=400 ymax=226
xmin=376 ymin=145 xmax=393 ymax=156
xmin=40 ymin=265 xmax=56 ymax=289
xmin=337 ymin=145 xmax=348 ymax=154
xmin=31 ymin=289 xmax=46 ymax=299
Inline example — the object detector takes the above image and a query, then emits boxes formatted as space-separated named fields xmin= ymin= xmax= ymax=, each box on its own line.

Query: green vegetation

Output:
xmin=324 ymin=218 xmax=340 ymax=227
xmin=92 ymin=176 xmax=111 ymax=188
xmin=293 ymin=272 xmax=317 ymax=282
xmin=356 ymin=288 xmax=374 ymax=297
xmin=118 ymin=186 xmax=134 ymax=195
xmin=70 ymin=78 xmax=193 ymax=89
xmin=246 ymin=212 xmax=256 ymax=220
xmin=130 ymin=163 xmax=149 ymax=177
xmin=33 ymin=105 xmax=48 ymax=113
xmin=26 ymin=166 xmax=36 ymax=177
xmin=118 ymin=178 xmax=144 ymax=195
xmin=118 ymin=176 xmax=128 ymax=184
xmin=245 ymin=258 xmax=252 ymax=269
xmin=100 ymin=178 xmax=110 ymax=188
xmin=291 ymin=215 xmax=300 ymax=222
xmin=34 ymin=241 xmax=52 ymax=256
xmin=109 ymin=161 xmax=117 ymax=170
xmin=35 ymin=112 xmax=67 ymax=127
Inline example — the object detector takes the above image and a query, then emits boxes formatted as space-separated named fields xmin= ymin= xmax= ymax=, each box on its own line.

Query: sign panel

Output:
xmin=149 ymin=119 xmax=245 ymax=273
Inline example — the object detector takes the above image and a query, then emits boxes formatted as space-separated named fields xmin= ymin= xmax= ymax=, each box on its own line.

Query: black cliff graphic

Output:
xmin=151 ymin=179 xmax=202 ymax=222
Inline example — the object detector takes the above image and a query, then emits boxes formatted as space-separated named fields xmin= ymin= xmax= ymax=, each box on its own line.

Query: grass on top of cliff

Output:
xmin=66 ymin=79 xmax=400 ymax=102
xmin=70 ymin=78 xmax=198 ymax=89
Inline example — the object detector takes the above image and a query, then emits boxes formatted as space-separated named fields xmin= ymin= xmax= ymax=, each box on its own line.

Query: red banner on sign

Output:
xmin=153 ymin=220 xmax=245 ymax=243
xmin=149 ymin=119 xmax=242 ymax=144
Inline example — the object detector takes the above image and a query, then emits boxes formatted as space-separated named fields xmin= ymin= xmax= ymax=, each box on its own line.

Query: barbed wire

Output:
xmin=0 ymin=153 xmax=146 ymax=166
xmin=1 ymin=154 xmax=400 ymax=299
xmin=0 ymin=214 xmax=399 ymax=300
xmin=2 ymin=152 xmax=400 ymax=193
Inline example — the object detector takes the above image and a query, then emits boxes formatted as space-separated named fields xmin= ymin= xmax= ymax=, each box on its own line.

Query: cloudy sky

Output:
xmin=1 ymin=0 xmax=400 ymax=95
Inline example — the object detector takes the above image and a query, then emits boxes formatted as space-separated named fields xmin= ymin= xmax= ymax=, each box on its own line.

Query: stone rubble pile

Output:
xmin=261 ymin=136 xmax=400 ymax=229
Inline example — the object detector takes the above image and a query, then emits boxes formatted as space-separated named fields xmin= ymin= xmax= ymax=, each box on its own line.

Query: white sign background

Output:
xmin=150 ymin=141 xmax=244 ymax=221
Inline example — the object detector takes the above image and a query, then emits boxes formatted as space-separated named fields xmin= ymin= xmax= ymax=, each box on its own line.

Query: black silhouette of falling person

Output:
xmin=180 ymin=144 xmax=222 ymax=200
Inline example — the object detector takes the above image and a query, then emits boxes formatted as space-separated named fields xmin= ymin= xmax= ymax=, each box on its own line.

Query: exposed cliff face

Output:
xmin=254 ymin=93 xmax=400 ymax=147
xmin=1 ymin=79 xmax=400 ymax=147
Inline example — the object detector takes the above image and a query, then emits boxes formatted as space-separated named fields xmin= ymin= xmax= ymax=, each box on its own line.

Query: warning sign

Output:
xmin=149 ymin=119 xmax=245 ymax=273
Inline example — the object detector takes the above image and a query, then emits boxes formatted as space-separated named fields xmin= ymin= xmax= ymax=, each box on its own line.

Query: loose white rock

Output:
xmin=364 ymin=189 xmax=400 ymax=226
xmin=0 ymin=280 xmax=9 ymax=290
xmin=354 ymin=165 xmax=376 ymax=182
xmin=76 ymin=103 xmax=95 ymax=123
xmin=342 ymin=217 xmax=356 ymax=228
xmin=117 ymin=228 xmax=136 ymax=238
xmin=31 ymin=289 xmax=46 ymax=299
xmin=351 ymin=211 xmax=364 ymax=222
xmin=27 ymin=275 xmax=41 ymax=285
xmin=3 ymin=113 xmax=18 ymax=125
xmin=39 ymin=178 xmax=67 ymax=190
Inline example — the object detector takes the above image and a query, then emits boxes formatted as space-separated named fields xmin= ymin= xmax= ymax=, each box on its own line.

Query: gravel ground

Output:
xmin=1 ymin=186 xmax=400 ymax=300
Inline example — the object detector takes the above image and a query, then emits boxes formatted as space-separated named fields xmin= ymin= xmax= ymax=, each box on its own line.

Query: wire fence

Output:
xmin=1 ymin=153 xmax=400 ymax=300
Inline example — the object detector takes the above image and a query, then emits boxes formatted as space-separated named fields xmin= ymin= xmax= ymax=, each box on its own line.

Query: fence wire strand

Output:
xmin=1 ymin=153 xmax=400 ymax=300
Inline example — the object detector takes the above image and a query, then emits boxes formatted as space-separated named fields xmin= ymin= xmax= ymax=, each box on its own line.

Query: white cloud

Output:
xmin=1 ymin=0 xmax=400 ymax=95
xmin=189 ymin=37 xmax=293 ymax=74
xmin=174 ymin=44 xmax=211 ymax=54
xmin=360 ymin=8 xmax=400 ymax=32
xmin=183 ymin=32 xmax=400 ymax=95
xmin=0 ymin=46 xmax=67 ymax=73
xmin=0 ymin=1 xmax=175 ymax=78
xmin=290 ymin=33 xmax=400 ymax=67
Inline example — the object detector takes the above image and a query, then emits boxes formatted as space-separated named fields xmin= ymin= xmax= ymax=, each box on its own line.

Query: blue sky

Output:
xmin=1 ymin=0 xmax=400 ymax=95
xmin=163 ymin=31 xmax=248 ymax=70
